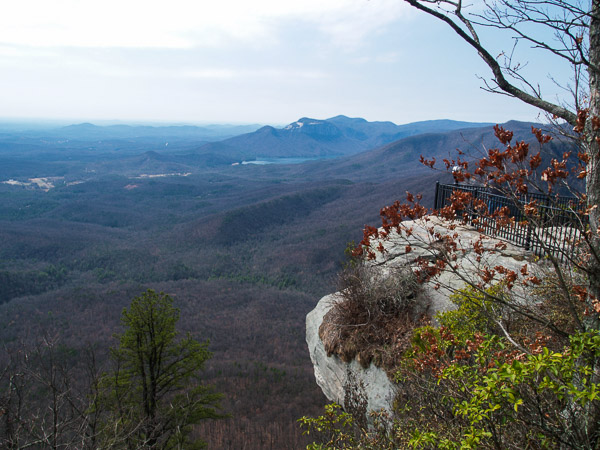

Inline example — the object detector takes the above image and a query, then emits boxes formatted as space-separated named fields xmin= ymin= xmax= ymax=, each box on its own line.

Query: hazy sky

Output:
xmin=0 ymin=1 xmax=574 ymax=125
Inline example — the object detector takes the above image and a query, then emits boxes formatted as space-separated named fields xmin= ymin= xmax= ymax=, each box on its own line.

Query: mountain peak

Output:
xmin=63 ymin=122 xmax=97 ymax=129
xmin=327 ymin=115 xmax=368 ymax=124
xmin=284 ymin=117 xmax=326 ymax=131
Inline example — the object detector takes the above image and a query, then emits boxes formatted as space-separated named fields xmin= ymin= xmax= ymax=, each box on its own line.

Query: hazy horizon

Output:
xmin=0 ymin=1 xmax=569 ymax=126
xmin=0 ymin=115 xmax=505 ymax=132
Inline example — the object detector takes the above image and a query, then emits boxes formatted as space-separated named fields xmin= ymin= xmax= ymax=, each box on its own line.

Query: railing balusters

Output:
xmin=433 ymin=182 xmax=586 ymax=263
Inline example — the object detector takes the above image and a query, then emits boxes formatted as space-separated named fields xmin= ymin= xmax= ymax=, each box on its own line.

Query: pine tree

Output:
xmin=101 ymin=290 xmax=224 ymax=449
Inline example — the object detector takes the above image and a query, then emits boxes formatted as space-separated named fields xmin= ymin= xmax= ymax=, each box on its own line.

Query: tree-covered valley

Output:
xmin=0 ymin=117 xmax=550 ymax=448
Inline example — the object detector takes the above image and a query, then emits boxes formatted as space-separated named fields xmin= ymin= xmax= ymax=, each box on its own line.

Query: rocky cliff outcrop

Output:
xmin=306 ymin=217 xmax=537 ymax=424
xmin=306 ymin=293 xmax=399 ymax=424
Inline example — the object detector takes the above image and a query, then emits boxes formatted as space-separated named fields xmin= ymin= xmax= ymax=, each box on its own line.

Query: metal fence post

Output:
xmin=471 ymin=187 xmax=478 ymax=224
xmin=525 ymin=221 xmax=532 ymax=251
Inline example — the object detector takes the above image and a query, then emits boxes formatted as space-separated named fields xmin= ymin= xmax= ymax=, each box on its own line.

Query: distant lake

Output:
xmin=241 ymin=156 xmax=332 ymax=165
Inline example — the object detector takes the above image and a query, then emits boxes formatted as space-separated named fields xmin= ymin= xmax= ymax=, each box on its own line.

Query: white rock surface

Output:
xmin=372 ymin=216 xmax=532 ymax=317
xmin=306 ymin=293 xmax=398 ymax=420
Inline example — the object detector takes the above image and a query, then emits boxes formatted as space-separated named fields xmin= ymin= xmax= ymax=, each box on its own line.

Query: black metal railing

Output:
xmin=433 ymin=182 xmax=587 ymax=263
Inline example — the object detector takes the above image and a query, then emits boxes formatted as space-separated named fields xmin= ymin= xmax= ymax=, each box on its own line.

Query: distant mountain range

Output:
xmin=1 ymin=116 xmax=559 ymax=180
xmin=27 ymin=119 xmax=557 ymax=180
xmin=224 ymin=120 xmax=569 ymax=185
xmin=196 ymin=115 xmax=493 ymax=160
xmin=0 ymin=115 xmax=494 ymax=162
xmin=0 ymin=122 xmax=262 ymax=144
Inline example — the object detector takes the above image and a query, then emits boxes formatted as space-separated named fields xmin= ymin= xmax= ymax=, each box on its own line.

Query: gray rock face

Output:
xmin=306 ymin=293 xmax=398 ymax=422
xmin=306 ymin=217 xmax=536 ymax=424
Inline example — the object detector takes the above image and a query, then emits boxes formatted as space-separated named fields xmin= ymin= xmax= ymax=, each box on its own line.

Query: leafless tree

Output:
xmin=0 ymin=336 xmax=109 ymax=449
xmin=402 ymin=0 xmax=600 ymax=319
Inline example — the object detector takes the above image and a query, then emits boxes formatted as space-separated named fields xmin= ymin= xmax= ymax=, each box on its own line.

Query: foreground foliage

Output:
xmin=302 ymin=285 xmax=600 ymax=448
xmin=402 ymin=286 xmax=600 ymax=448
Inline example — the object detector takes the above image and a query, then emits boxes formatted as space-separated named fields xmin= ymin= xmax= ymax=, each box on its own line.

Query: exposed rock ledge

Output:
xmin=306 ymin=217 xmax=537 ymax=423
xmin=306 ymin=293 xmax=399 ymax=422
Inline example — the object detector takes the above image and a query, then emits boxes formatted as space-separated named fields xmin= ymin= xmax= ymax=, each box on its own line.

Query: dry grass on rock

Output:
xmin=319 ymin=264 xmax=428 ymax=372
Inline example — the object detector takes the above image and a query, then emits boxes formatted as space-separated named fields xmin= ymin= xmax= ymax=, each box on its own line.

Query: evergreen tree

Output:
xmin=101 ymin=289 xmax=223 ymax=449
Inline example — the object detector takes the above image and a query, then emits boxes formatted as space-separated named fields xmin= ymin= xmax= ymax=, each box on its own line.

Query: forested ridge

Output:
xmin=0 ymin=120 xmax=555 ymax=448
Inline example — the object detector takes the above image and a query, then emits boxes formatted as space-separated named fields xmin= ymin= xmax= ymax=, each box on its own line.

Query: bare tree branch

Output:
xmin=403 ymin=0 xmax=579 ymax=124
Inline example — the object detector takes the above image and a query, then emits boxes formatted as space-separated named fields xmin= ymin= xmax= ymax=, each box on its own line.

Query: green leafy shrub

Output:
xmin=394 ymin=284 xmax=600 ymax=448
xmin=438 ymin=284 xmax=507 ymax=341
xmin=407 ymin=330 xmax=600 ymax=449
xmin=298 ymin=403 xmax=398 ymax=450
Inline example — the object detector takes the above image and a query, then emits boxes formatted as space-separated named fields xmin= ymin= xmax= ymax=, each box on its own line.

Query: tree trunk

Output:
xmin=586 ymin=0 xmax=600 ymax=326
